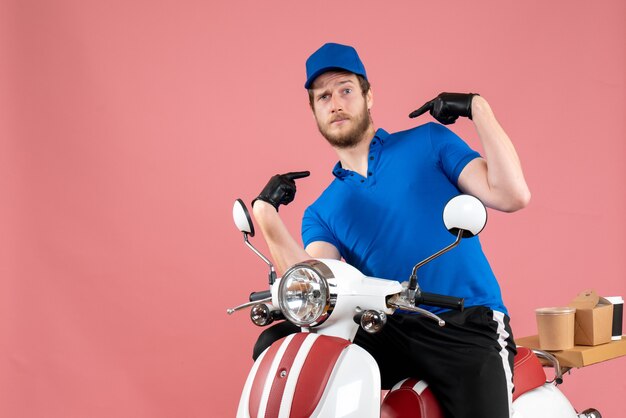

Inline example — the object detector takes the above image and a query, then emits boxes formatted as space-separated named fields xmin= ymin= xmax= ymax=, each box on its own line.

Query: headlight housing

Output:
xmin=278 ymin=260 xmax=335 ymax=327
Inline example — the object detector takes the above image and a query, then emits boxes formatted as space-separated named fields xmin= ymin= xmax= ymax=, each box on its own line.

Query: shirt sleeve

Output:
xmin=301 ymin=205 xmax=341 ymax=250
xmin=427 ymin=122 xmax=481 ymax=185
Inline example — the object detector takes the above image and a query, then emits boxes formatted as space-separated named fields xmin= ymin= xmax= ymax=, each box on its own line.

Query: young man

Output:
xmin=251 ymin=43 xmax=530 ymax=418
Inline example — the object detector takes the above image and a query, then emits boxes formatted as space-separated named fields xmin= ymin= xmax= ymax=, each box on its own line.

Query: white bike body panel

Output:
xmin=309 ymin=344 xmax=381 ymax=418
xmin=512 ymin=383 xmax=578 ymax=418
xmin=237 ymin=346 xmax=264 ymax=418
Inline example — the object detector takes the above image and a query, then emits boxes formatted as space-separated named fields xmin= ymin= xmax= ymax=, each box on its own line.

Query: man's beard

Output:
xmin=316 ymin=104 xmax=372 ymax=149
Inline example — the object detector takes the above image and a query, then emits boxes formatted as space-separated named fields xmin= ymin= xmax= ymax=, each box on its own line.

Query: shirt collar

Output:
xmin=332 ymin=128 xmax=390 ymax=179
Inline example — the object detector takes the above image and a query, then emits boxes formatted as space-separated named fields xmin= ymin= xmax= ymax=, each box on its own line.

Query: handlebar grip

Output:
xmin=249 ymin=290 xmax=272 ymax=302
xmin=416 ymin=292 xmax=464 ymax=311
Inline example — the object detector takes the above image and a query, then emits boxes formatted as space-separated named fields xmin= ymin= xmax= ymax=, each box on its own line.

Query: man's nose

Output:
xmin=330 ymin=95 xmax=343 ymax=112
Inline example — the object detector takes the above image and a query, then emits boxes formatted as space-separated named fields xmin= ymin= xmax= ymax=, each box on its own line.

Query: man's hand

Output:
xmin=409 ymin=93 xmax=479 ymax=125
xmin=252 ymin=171 xmax=310 ymax=211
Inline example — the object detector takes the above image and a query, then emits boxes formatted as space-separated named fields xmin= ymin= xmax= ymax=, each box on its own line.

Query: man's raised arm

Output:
xmin=409 ymin=93 xmax=530 ymax=212
xmin=252 ymin=172 xmax=340 ymax=275
xmin=458 ymin=95 xmax=531 ymax=212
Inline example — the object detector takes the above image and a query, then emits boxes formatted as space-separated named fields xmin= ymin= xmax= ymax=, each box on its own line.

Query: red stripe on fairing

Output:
xmin=248 ymin=337 xmax=284 ymax=418
xmin=290 ymin=336 xmax=351 ymax=417
xmin=264 ymin=333 xmax=309 ymax=418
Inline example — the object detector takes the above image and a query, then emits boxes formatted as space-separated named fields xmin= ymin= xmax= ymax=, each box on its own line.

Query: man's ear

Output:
xmin=366 ymin=88 xmax=373 ymax=110
xmin=309 ymin=102 xmax=317 ymax=120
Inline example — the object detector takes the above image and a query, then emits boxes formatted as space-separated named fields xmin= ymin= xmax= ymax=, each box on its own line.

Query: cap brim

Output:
xmin=304 ymin=66 xmax=363 ymax=89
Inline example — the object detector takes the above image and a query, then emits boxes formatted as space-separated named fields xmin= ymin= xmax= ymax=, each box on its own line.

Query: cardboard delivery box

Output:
xmin=569 ymin=290 xmax=613 ymax=346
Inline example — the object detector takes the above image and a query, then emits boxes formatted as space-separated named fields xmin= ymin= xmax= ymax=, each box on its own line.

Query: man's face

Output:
xmin=310 ymin=72 xmax=373 ymax=149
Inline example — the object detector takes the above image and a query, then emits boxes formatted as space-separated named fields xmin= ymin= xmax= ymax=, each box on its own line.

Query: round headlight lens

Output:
xmin=278 ymin=265 xmax=330 ymax=327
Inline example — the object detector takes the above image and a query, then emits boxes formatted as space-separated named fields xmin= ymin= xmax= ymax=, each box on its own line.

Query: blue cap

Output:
xmin=304 ymin=43 xmax=367 ymax=89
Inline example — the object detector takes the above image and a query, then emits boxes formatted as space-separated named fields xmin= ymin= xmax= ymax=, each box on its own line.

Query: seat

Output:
xmin=512 ymin=346 xmax=547 ymax=401
xmin=380 ymin=378 xmax=444 ymax=418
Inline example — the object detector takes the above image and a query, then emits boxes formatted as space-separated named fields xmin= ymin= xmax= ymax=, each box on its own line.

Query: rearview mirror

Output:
xmin=232 ymin=198 xmax=275 ymax=284
xmin=442 ymin=194 xmax=487 ymax=238
xmin=407 ymin=194 xmax=488 ymax=302
xmin=233 ymin=199 xmax=255 ymax=237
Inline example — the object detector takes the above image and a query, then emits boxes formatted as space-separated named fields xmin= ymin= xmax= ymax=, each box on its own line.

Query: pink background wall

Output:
xmin=1 ymin=0 xmax=624 ymax=417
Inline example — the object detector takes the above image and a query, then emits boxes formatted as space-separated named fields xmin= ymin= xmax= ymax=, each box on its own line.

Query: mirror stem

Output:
xmin=407 ymin=229 xmax=465 ymax=302
xmin=243 ymin=233 xmax=277 ymax=285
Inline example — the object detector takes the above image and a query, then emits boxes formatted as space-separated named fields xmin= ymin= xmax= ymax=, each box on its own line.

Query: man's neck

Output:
xmin=334 ymin=126 xmax=376 ymax=177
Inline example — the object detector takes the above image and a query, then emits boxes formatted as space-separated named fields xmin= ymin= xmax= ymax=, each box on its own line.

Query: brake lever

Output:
xmin=227 ymin=296 xmax=272 ymax=315
xmin=387 ymin=294 xmax=446 ymax=327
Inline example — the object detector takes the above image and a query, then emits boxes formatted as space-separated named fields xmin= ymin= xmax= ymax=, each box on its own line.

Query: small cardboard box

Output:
xmin=569 ymin=290 xmax=614 ymax=346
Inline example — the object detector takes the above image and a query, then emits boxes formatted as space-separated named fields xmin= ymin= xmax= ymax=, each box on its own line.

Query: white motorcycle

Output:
xmin=228 ymin=195 xmax=601 ymax=418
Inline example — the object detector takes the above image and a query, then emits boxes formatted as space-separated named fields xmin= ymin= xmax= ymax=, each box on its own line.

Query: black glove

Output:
xmin=252 ymin=171 xmax=310 ymax=211
xmin=408 ymin=93 xmax=479 ymax=125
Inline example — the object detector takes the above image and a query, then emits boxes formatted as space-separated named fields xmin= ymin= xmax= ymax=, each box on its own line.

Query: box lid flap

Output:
xmin=570 ymin=289 xmax=600 ymax=309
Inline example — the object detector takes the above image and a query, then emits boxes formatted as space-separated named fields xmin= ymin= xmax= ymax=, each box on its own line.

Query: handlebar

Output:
xmin=415 ymin=292 xmax=464 ymax=312
xmin=249 ymin=290 xmax=272 ymax=302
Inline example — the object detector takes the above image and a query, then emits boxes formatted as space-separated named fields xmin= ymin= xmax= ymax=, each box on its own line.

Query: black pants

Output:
xmin=253 ymin=306 xmax=516 ymax=418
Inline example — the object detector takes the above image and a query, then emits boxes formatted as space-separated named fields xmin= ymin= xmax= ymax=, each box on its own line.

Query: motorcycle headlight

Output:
xmin=278 ymin=260 xmax=335 ymax=327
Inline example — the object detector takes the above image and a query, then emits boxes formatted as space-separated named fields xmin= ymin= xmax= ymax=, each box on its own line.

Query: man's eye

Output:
xmin=343 ymin=88 xmax=352 ymax=94
xmin=319 ymin=94 xmax=329 ymax=101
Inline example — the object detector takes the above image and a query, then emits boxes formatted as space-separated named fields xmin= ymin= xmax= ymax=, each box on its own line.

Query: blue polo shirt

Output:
xmin=302 ymin=122 xmax=507 ymax=315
